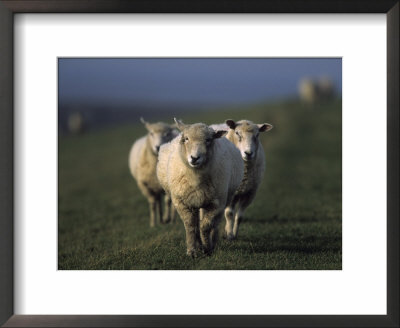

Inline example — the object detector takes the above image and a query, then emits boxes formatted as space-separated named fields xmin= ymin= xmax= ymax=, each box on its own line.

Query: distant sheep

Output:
xmin=299 ymin=78 xmax=318 ymax=104
xmin=298 ymin=77 xmax=335 ymax=104
xmin=317 ymin=76 xmax=335 ymax=99
xmin=212 ymin=119 xmax=273 ymax=240
xmin=67 ymin=111 xmax=84 ymax=134
xmin=129 ymin=118 xmax=178 ymax=227
xmin=157 ymin=119 xmax=244 ymax=257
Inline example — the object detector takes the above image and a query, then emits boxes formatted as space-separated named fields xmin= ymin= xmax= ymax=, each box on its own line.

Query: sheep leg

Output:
xmin=197 ymin=208 xmax=205 ymax=247
xmin=233 ymin=193 xmax=254 ymax=238
xmin=194 ymin=216 xmax=202 ymax=250
xmin=210 ymin=224 xmax=220 ymax=249
xmin=138 ymin=182 xmax=160 ymax=227
xmin=148 ymin=197 xmax=157 ymax=227
xmin=200 ymin=208 xmax=223 ymax=255
xmin=163 ymin=193 xmax=177 ymax=224
xmin=162 ymin=194 xmax=172 ymax=224
xmin=179 ymin=207 xmax=200 ymax=257
xmin=232 ymin=209 xmax=242 ymax=238
xmin=156 ymin=194 xmax=163 ymax=224
xmin=224 ymin=206 xmax=235 ymax=240
xmin=224 ymin=194 xmax=239 ymax=240
xmin=170 ymin=205 xmax=176 ymax=223
xmin=200 ymin=208 xmax=206 ymax=221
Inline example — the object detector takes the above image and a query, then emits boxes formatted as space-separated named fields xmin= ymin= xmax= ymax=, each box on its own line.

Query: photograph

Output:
xmin=58 ymin=58 xmax=342 ymax=270
xmin=1 ymin=1 xmax=397 ymax=325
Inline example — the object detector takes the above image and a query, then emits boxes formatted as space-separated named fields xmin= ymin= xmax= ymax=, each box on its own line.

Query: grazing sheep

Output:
xmin=299 ymin=77 xmax=335 ymax=104
xmin=317 ymin=76 xmax=335 ymax=100
xmin=157 ymin=119 xmax=244 ymax=257
xmin=221 ymin=119 xmax=273 ymax=240
xmin=299 ymin=78 xmax=318 ymax=104
xmin=67 ymin=111 xmax=85 ymax=134
xmin=129 ymin=118 xmax=177 ymax=227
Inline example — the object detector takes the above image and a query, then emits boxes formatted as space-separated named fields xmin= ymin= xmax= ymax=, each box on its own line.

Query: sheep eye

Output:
xmin=206 ymin=138 xmax=212 ymax=144
xmin=185 ymin=137 xmax=189 ymax=142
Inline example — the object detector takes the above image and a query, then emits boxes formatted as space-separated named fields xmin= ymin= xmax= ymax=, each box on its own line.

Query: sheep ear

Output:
xmin=140 ymin=117 xmax=151 ymax=130
xmin=225 ymin=119 xmax=236 ymax=129
xmin=258 ymin=123 xmax=273 ymax=132
xmin=174 ymin=118 xmax=186 ymax=131
xmin=213 ymin=130 xmax=227 ymax=139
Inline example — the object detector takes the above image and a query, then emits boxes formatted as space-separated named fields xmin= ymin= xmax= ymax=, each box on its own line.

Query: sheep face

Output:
xmin=226 ymin=119 xmax=273 ymax=162
xmin=141 ymin=118 xmax=176 ymax=154
xmin=175 ymin=119 xmax=226 ymax=169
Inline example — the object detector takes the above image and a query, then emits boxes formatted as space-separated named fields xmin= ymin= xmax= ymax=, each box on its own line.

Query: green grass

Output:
xmin=58 ymin=99 xmax=342 ymax=270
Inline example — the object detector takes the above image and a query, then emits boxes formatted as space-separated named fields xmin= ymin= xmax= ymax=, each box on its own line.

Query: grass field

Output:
xmin=58 ymin=99 xmax=342 ymax=270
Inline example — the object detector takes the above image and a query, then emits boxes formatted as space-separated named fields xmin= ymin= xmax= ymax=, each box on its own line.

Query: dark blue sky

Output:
xmin=58 ymin=58 xmax=341 ymax=107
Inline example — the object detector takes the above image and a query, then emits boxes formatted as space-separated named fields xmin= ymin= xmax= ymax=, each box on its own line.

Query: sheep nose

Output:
xmin=155 ymin=146 xmax=160 ymax=152
xmin=245 ymin=151 xmax=253 ymax=157
xmin=190 ymin=155 xmax=200 ymax=163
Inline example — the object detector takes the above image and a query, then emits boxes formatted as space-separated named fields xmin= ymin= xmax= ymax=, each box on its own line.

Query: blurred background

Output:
xmin=58 ymin=58 xmax=341 ymax=134
xmin=58 ymin=58 xmax=342 ymax=270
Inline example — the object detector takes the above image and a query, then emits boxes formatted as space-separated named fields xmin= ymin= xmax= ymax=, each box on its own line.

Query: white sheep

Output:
xmin=299 ymin=77 xmax=335 ymax=104
xmin=299 ymin=78 xmax=318 ymax=104
xmin=67 ymin=111 xmax=84 ymax=134
xmin=317 ymin=76 xmax=335 ymax=100
xmin=157 ymin=119 xmax=244 ymax=257
xmin=129 ymin=118 xmax=178 ymax=227
xmin=214 ymin=119 xmax=273 ymax=240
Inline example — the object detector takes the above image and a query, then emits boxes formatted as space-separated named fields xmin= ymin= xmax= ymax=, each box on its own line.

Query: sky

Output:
xmin=58 ymin=58 xmax=342 ymax=108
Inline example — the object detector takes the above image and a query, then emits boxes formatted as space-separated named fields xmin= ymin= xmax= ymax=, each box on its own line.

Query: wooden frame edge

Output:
xmin=0 ymin=0 xmax=14 ymax=327
xmin=387 ymin=2 xmax=400 ymax=326
xmin=2 ymin=314 xmax=400 ymax=327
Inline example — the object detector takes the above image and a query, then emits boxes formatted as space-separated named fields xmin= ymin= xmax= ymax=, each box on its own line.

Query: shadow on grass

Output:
xmin=234 ymin=235 xmax=341 ymax=254
xmin=249 ymin=215 xmax=322 ymax=224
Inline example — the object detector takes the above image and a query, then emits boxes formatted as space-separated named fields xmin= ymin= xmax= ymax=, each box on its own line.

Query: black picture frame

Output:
xmin=0 ymin=1 xmax=398 ymax=327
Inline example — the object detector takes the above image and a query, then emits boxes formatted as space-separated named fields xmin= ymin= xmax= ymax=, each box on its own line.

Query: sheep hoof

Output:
xmin=201 ymin=246 xmax=213 ymax=256
xmin=187 ymin=249 xmax=199 ymax=258
xmin=223 ymin=232 xmax=235 ymax=241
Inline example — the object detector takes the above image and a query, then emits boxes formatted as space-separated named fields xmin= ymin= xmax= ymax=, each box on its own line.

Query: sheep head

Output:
xmin=140 ymin=117 xmax=177 ymax=154
xmin=225 ymin=119 xmax=273 ymax=161
xmin=174 ymin=118 xmax=226 ymax=169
